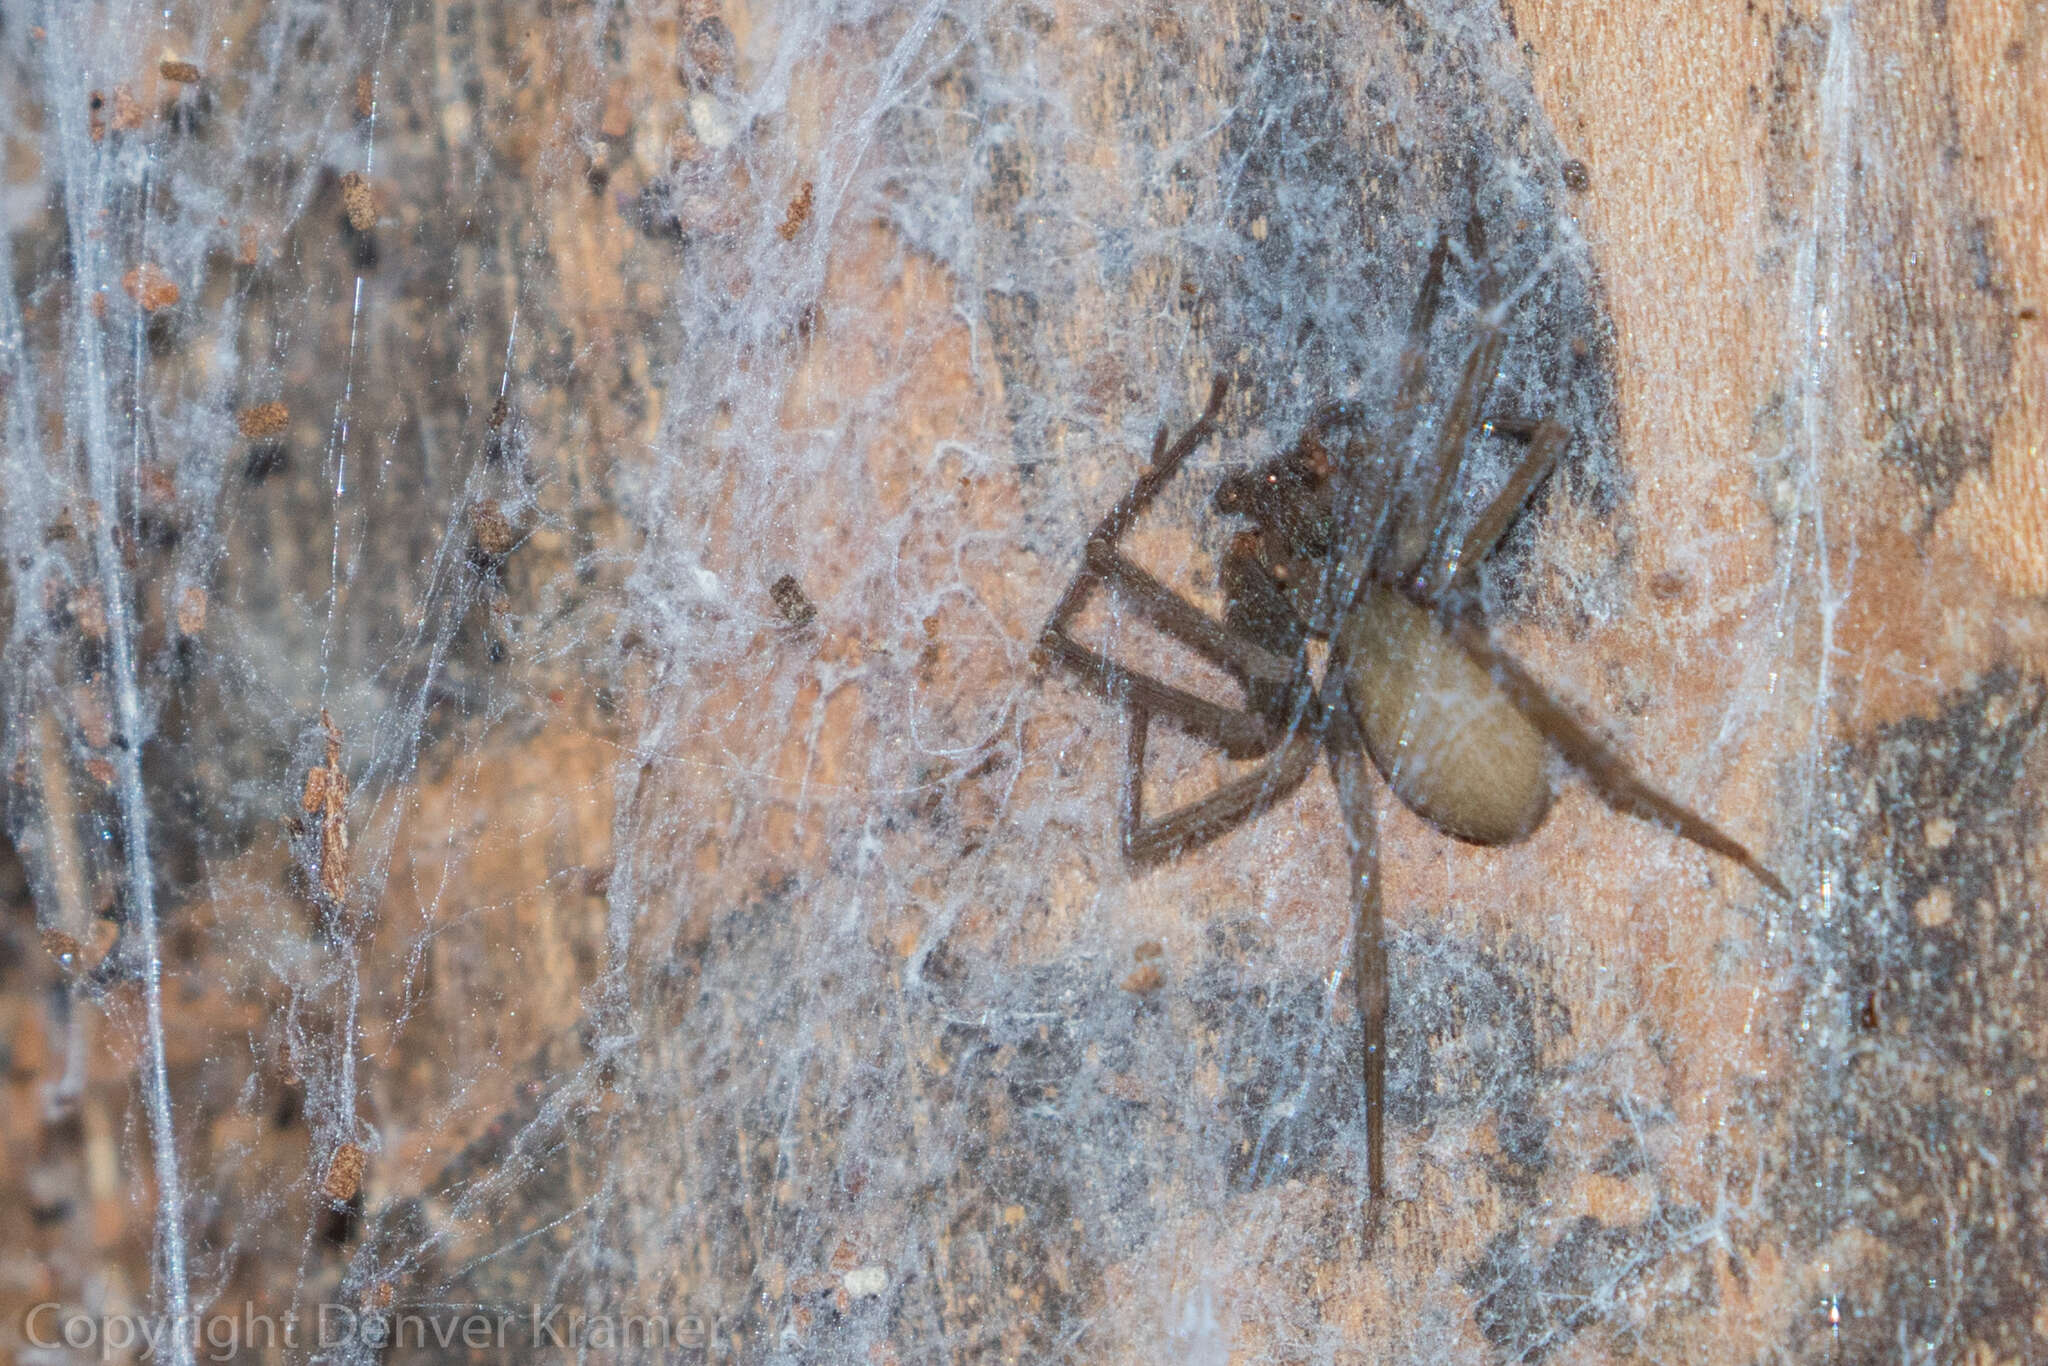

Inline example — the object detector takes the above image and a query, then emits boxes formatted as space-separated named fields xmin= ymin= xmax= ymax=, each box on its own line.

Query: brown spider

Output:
xmin=1039 ymin=237 xmax=1789 ymax=1201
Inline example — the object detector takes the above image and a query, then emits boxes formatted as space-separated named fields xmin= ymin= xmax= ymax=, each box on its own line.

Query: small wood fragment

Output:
xmin=600 ymin=81 xmax=633 ymax=139
xmin=470 ymin=500 xmax=518 ymax=558
xmin=339 ymin=171 xmax=377 ymax=232
xmin=43 ymin=921 xmax=116 ymax=976
xmin=1648 ymin=568 xmax=1692 ymax=601
xmin=112 ymin=86 xmax=146 ymax=132
xmin=322 ymin=1141 xmax=366 ymax=1202
xmin=69 ymin=587 xmax=107 ymax=640
xmin=69 ymin=684 xmax=111 ymax=749
xmin=778 ymin=181 xmax=814 ymax=241
xmin=237 ymin=401 xmax=289 ymax=438
xmin=159 ymin=59 xmax=201 ymax=84
xmin=301 ymin=711 xmax=350 ymax=909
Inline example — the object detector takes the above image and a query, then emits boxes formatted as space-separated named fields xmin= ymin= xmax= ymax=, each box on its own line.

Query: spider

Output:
xmin=1038 ymin=236 xmax=1789 ymax=1201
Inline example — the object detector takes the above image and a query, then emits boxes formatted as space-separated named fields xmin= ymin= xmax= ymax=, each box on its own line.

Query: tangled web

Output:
xmin=0 ymin=1 xmax=1917 ymax=1362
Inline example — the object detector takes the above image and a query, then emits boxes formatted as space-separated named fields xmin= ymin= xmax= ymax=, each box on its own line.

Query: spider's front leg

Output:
xmin=1119 ymin=702 xmax=1326 ymax=865
xmin=1420 ymin=413 xmax=1568 ymax=599
xmin=1041 ymin=376 xmax=1230 ymax=638
xmin=1039 ymin=380 xmax=1330 ymax=863
xmin=1038 ymin=377 xmax=1295 ymax=759
xmin=1114 ymin=529 xmax=1336 ymax=868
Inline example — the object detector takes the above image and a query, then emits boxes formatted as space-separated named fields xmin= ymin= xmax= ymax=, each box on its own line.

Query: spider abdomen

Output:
xmin=1340 ymin=587 xmax=1553 ymax=846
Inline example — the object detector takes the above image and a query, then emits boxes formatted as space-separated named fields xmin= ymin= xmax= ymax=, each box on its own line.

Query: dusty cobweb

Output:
xmin=2 ymin=0 xmax=1948 ymax=1363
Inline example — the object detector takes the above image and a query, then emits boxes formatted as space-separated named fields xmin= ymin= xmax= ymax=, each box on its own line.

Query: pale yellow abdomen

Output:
xmin=1339 ymin=586 xmax=1553 ymax=845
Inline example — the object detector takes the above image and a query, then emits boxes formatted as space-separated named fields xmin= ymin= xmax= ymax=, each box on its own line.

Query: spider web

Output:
xmin=4 ymin=0 xmax=2027 ymax=1362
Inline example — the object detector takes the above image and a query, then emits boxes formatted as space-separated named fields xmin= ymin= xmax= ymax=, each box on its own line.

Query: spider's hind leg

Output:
xmin=1448 ymin=615 xmax=1792 ymax=900
xmin=1324 ymin=708 xmax=1388 ymax=1203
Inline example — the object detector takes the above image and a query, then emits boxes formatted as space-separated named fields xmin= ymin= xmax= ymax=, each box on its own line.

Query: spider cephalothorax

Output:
xmin=1039 ymin=235 xmax=1787 ymax=1202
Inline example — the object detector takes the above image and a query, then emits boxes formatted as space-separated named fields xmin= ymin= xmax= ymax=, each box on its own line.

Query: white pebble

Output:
xmin=842 ymin=1266 xmax=888 ymax=1298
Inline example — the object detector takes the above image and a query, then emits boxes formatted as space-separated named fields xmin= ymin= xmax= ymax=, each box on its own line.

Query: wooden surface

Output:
xmin=2 ymin=1 xmax=2043 ymax=1362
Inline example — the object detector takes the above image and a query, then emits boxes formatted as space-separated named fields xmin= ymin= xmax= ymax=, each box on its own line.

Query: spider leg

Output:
xmin=1388 ymin=234 xmax=1452 ymax=434
xmin=1042 ymin=375 xmax=1229 ymax=638
xmin=1041 ymin=376 xmax=1320 ymax=759
xmin=1449 ymin=615 xmax=1792 ymax=899
xmin=1325 ymin=704 xmax=1387 ymax=1202
xmin=1083 ymin=544 xmax=1298 ymax=690
xmin=1120 ymin=701 xmax=1323 ymax=865
xmin=1405 ymin=308 xmax=1507 ymax=580
xmin=1038 ymin=633 xmax=1276 ymax=757
xmin=1039 ymin=549 xmax=1306 ymax=760
xmin=1427 ymin=415 xmax=1568 ymax=598
xmin=1095 ymin=525 xmax=1331 ymax=862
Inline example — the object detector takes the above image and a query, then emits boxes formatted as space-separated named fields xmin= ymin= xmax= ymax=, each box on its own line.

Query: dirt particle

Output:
xmin=600 ymin=81 xmax=633 ymax=139
xmin=43 ymin=921 xmax=116 ymax=976
xmin=322 ymin=1141 xmax=367 ymax=1202
xmin=470 ymin=501 xmax=519 ymax=559
xmin=843 ymin=1266 xmax=888 ymax=1298
xmin=1913 ymin=885 xmax=1954 ymax=927
xmin=771 ymin=573 xmax=817 ymax=627
xmin=112 ymin=85 xmax=146 ymax=132
xmin=339 ymin=171 xmax=377 ymax=231
xmin=779 ymin=181 xmax=814 ymax=241
xmin=175 ymin=585 xmax=208 ymax=636
xmin=237 ymin=401 xmax=289 ymax=438
xmin=122 ymin=263 xmax=180 ymax=312
xmin=1648 ymin=568 xmax=1691 ymax=600
xmin=69 ymin=587 xmax=107 ymax=640
xmin=70 ymin=683 xmax=111 ymax=749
